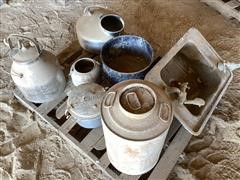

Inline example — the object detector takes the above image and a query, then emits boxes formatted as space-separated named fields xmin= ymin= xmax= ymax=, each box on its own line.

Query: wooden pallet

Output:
xmin=201 ymin=0 xmax=240 ymax=21
xmin=13 ymin=41 xmax=192 ymax=180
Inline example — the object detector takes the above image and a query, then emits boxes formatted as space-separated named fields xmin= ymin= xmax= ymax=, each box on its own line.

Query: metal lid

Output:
xmin=101 ymin=79 xmax=173 ymax=141
xmin=10 ymin=45 xmax=40 ymax=63
xmin=6 ymin=34 xmax=41 ymax=64
xmin=67 ymin=83 xmax=106 ymax=119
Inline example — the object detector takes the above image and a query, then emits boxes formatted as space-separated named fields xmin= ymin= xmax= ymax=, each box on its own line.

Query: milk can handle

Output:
xmin=83 ymin=5 xmax=107 ymax=16
xmin=5 ymin=34 xmax=41 ymax=55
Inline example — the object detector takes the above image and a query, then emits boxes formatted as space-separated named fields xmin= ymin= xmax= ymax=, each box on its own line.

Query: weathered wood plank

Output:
xmin=59 ymin=117 xmax=77 ymax=134
xmin=99 ymin=153 xmax=111 ymax=169
xmin=226 ymin=0 xmax=240 ymax=9
xmin=201 ymin=0 xmax=240 ymax=21
xmin=80 ymin=127 xmax=104 ymax=153
xmin=55 ymin=99 xmax=68 ymax=119
xmin=164 ymin=118 xmax=181 ymax=144
xmin=119 ymin=173 xmax=140 ymax=180
xmin=94 ymin=136 xmax=106 ymax=151
xmin=37 ymin=93 xmax=66 ymax=114
xmin=148 ymin=127 xmax=192 ymax=180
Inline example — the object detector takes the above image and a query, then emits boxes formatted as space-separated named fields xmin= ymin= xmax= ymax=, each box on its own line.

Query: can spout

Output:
xmin=184 ymin=98 xmax=205 ymax=107
xmin=218 ymin=62 xmax=240 ymax=73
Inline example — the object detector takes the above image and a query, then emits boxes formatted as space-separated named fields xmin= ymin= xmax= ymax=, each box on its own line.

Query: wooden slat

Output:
xmin=59 ymin=117 xmax=77 ymax=134
xmin=164 ymin=118 xmax=181 ymax=144
xmin=226 ymin=0 xmax=240 ymax=8
xmin=94 ymin=136 xmax=106 ymax=151
xmin=79 ymin=127 xmax=104 ymax=153
xmin=37 ymin=93 xmax=66 ymax=114
xmin=106 ymin=167 xmax=120 ymax=180
xmin=148 ymin=127 xmax=192 ymax=180
xmin=99 ymin=153 xmax=111 ymax=169
xmin=201 ymin=0 xmax=240 ymax=21
xmin=119 ymin=173 xmax=140 ymax=180
xmin=55 ymin=100 xmax=67 ymax=119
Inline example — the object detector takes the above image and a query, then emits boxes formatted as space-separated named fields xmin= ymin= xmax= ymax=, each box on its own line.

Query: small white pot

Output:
xmin=70 ymin=58 xmax=101 ymax=86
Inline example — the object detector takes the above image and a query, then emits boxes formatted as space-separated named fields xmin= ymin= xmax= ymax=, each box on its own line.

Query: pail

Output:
xmin=101 ymin=35 xmax=153 ymax=84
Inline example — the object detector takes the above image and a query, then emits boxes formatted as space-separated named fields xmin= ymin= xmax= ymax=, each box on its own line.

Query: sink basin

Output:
xmin=145 ymin=28 xmax=233 ymax=136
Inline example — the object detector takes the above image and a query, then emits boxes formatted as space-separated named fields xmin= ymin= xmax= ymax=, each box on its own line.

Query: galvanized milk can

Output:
xmin=70 ymin=58 xmax=101 ymax=86
xmin=6 ymin=34 xmax=66 ymax=103
xmin=76 ymin=5 xmax=124 ymax=53
xmin=101 ymin=79 xmax=173 ymax=175
xmin=67 ymin=83 xmax=105 ymax=128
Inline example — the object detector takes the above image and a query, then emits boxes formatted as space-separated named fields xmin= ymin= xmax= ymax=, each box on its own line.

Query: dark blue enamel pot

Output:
xmin=101 ymin=35 xmax=154 ymax=84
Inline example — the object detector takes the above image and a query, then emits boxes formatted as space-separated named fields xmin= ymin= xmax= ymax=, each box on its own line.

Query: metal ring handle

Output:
xmin=5 ymin=34 xmax=41 ymax=55
xmin=83 ymin=5 xmax=107 ymax=16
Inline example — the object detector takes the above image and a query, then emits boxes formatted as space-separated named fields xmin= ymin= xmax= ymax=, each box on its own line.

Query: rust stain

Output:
xmin=125 ymin=147 xmax=139 ymax=158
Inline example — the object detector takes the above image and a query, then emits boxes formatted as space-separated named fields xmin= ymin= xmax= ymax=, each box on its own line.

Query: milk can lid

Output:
xmin=10 ymin=44 xmax=40 ymax=63
xmin=68 ymin=83 xmax=106 ymax=119
xmin=101 ymin=79 xmax=173 ymax=141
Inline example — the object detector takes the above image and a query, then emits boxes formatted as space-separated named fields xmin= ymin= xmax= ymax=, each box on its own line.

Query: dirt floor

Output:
xmin=0 ymin=0 xmax=240 ymax=179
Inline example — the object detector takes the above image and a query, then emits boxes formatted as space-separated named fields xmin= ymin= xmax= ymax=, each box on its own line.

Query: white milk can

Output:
xmin=101 ymin=79 xmax=173 ymax=175
xmin=6 ymin=34 xmax=66 ymax=103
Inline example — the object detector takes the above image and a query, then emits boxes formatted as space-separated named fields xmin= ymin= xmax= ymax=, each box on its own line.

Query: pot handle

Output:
xmin=103 ymin=91 xmax=116 ymax=108
xmin=83 ymin=5 xmax=107 ymax=16
xmin=4 ymin=34 xmax=41 ymax=55
xmin=158 ymin=102 xmax=171 ymax=123
xmin=64 ymin=109 xmax=71 ymax=119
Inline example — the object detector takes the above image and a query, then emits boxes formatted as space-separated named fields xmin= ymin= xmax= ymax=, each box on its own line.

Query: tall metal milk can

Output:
xmin=6 ymin=34 xmax=66 ymax=103
xmin=101 ymin=79 xmax=173 ymax=175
